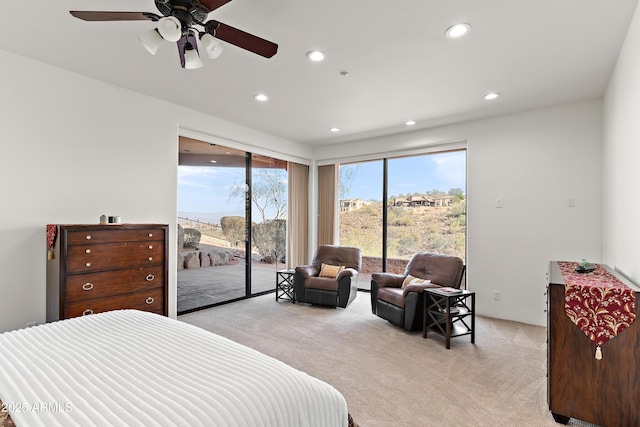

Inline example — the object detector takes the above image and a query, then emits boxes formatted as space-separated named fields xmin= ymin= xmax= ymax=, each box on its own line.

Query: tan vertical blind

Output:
xmin=317 ymin=164 xmax=338 ymax=246
xmin=287 ymin=162 xmax=309 ymax=267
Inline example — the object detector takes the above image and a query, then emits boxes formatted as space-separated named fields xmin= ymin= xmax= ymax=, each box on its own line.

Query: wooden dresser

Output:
xmin=547 ymin=261 xmax=640 ymax=425
xmin=46 ymin=224 xmax=168 ymax=322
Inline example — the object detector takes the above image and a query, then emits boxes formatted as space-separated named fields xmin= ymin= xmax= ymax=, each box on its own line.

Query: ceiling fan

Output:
xmin=70 ymin=0 xmax=278 ymax=69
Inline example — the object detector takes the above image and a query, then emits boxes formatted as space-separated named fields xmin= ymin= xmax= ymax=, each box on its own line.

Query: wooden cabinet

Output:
xmin=547 ymin=261 xmax=640 ymax=425
xmin=47 ymin=224 xmax=168 ymax=322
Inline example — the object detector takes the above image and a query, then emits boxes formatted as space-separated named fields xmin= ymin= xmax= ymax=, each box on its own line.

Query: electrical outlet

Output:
xmin=26 ymin=322 xmax=37 ymax=328
xmin=493 ymin=291 xmax=501 ymax=301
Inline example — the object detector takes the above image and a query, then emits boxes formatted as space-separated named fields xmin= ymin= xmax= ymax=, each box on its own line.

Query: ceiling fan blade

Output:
xmin=198 ymin=0 xmax=233 ymax=13
xmin=70 ymin=11 xmax=160 ymax=22
xmin=205 ymin=21 xmax=278 ymax=58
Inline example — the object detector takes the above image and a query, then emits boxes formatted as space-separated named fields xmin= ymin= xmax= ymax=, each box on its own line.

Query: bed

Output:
xmin=0 ymin=310 xmax=354 ymax=426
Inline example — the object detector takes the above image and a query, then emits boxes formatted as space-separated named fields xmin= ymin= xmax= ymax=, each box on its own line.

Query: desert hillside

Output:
xmin=339 ymin=201 xmax=466 ymax=261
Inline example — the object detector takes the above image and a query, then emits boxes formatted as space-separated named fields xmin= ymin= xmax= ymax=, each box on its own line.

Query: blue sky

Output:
xmin=342 ymin=151 xmax=466 ymax=201
xmin=178 ymin=150 xmax=466 ymax=223
xmin=178 ymin=166 xmax=245 ymax=219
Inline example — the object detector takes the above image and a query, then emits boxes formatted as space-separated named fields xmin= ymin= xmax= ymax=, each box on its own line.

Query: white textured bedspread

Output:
xmin=0 ymin=310 xmax=348 ymax=427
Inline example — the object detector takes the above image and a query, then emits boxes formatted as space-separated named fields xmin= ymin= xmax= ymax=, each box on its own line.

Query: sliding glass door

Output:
xmin=177 ymin=140 xmax=248 ymax=313
xmin=338 ymin=150 xmax=466 ymax=290
xmin=177 ymin=137 xmax=289 ymax=313
xmin=250 ymin=155 xmax=288 ymax=294
xmin=338 ymin=160 xmax=383 ymax=288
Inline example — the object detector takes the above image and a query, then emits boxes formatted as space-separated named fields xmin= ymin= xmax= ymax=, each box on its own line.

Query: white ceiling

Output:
xmin=1 ymin=0 xmax=637 ymax=147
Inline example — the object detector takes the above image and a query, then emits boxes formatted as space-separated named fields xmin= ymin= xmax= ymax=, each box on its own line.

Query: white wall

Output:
xmin=315 ymin=99 xmax=604 ymax=326
xmin=0 ymin=50 xmax=311 ymax=333
xmin=603 ymin=4 xmax=640 ymax=284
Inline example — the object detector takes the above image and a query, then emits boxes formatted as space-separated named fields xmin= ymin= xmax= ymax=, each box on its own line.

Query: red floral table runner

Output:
xmin=559 ymin=261 xmax=636 ymax=360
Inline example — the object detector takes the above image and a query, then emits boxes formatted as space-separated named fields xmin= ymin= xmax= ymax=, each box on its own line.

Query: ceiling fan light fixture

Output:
xmin=138 ymin=28 xmax=164 ymax=55
xmin=157 ymin=16 xmax=182 ymax=42
xmin=183 ymin=43 xmax=203 ymax=69
xmin=446 ymin=23 xmax=471 ymax=39
xmin=200 ymin=33 xmax=224 ymax=59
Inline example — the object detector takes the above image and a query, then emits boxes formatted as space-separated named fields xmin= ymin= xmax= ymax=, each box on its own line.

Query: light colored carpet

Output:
xmin=179 ymin=292 xmax=597 ymax=427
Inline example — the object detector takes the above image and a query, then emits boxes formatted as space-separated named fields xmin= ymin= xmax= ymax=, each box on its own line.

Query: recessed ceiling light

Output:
xmin=210 ymin=160 xmax=217 ymax=163
xmin=307 ymin=51 xmax=326 ymax=62
xmin=446 ymin=23 xmax=471 ymax=39
xmin=484 ymin=92 xmax=500 ymax=100
xmin=330 ymin=127 xmax=340 ymax=132
xmin=405 ymin=120 xmax=416 ymax=126
xmin=254 ymin=93 xmax=268 ymax=102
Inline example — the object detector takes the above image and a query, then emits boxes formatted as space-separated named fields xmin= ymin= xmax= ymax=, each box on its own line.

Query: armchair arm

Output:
xmin=295 ymin=265 xmax=319 ymax=279
xmin=371 ymin=272 xmax=404 ymax=288
xmin=336 ymin=267 xmax=358 ymax=281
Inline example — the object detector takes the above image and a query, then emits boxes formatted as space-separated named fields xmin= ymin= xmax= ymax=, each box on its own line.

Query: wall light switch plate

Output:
xmin=567 ymin=197 xmax=575 ymax=207
xmin=496 ymin=198 xmax=503 ymax=208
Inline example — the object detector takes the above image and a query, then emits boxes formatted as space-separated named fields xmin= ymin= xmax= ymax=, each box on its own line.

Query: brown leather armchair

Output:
xmin=294 ymin=245 xmax=362 ymax=308
xmin=371 ymin=252 xmax=465 ymax=331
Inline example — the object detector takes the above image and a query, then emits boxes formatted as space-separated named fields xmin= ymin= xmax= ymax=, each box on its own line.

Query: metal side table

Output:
xmin=276 ymin=269 xmax=296 ymax=303
xmin=423 ymin=288 xmax=475 ymax=349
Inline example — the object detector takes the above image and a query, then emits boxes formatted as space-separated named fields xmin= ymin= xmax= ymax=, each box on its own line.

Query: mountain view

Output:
xmin=340 ymin=197 xmax=466 ymax=262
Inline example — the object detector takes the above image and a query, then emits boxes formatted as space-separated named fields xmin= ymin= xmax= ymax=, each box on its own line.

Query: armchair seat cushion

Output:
xmin=377 ymin=287 xmax=406 ymax=308
xmin=304 ymin=277 xmax=340 ymax=292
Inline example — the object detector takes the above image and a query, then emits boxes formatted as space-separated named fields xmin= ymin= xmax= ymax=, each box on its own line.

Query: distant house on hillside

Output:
xmin=340 ymin=198 xmax=373 ymax=212
xmin=392 ymin=195 xmax=431 ymax=207
xmin=391 ymin=194 xmax=456 ymax=207
xmin=433 ymin=195 xmax=455 ymax=207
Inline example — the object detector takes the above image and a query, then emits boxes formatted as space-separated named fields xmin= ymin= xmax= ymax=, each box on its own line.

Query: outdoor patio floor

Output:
xmin=177 ymin=261 xmax=285 ymax=313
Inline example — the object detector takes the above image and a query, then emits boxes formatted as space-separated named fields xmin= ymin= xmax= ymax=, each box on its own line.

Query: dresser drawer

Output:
xmin=66 ymin=228 xmax=164 ymax=245
xmin=65 ymin=288 xmax=165 ymax=319
xmin=65 ymin=265 xmax=164 ymax=303
xmin=66 ymin=242 xmax=165 ymax=273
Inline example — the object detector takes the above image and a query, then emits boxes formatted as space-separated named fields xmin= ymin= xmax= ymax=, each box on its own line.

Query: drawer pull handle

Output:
xmin=82 ymin=283 xmax=94 ymax=291
xmin=148 ymin=245 xmax=153 ymax=250
xmin=82 ymin=309 xmax=94 ymax=316
xmin=85 ymin=262 xmax=91 ymax=267
xmin=148 ymin=257 xmax=153 ymax=261
xmin=146 ymin=274 xmax=155 ymax=282
xmin=85 ymin=249 xmax=91 ymax=254
xmin=145 ymin=297 xmax=155 ymax=305
xmin=148 ymin=233 xmax=153 ymax=238
xmin=85 ymin=235 xmax=92 ymax=240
